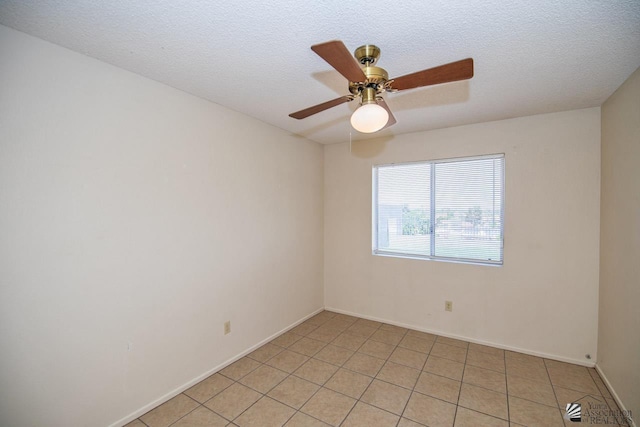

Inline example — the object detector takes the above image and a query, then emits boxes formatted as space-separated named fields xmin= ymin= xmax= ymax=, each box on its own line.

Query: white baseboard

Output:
xmin=325 ymin=306 xmax=596 ymax=367
xmin=595 ymin=365 xmax=637 ymax=427
xmin=109 ymin=307 xmax=324 ymax=427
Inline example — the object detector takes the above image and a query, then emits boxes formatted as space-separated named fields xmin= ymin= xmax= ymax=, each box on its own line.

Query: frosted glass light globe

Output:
xmin=350 ymin=103 xmax=389 ymax=133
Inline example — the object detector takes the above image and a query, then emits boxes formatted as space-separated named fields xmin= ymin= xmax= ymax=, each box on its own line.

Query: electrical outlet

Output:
xmin=445 ymin=301 xmax=453 ymax=312
xmin=224 ymin=321 xmax=231 ymax=335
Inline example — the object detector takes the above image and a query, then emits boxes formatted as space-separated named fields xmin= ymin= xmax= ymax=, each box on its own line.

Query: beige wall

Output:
xmin=0 ymin=26 xmax=324 ymax=427
xmin=325 ymin=108 xmax=601 ymax=364
xmin=598 ymin=66 xmax=640 ymax=420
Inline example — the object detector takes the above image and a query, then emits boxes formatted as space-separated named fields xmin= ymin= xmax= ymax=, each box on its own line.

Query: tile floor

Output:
xmin=125 ymin=311 xmax=629 ymax=427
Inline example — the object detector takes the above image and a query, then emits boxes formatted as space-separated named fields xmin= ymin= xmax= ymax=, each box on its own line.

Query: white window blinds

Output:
xmin=373 ymin=154 xmax=504 ymax=265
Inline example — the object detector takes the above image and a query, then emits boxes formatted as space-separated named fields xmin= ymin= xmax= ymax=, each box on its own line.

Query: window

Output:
xmin=373 ymin=154 xmax=504 ymax=265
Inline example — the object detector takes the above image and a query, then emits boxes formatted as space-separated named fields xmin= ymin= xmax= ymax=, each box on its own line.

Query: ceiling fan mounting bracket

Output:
xmin=354 ymin=45 xmax=381 ymax=65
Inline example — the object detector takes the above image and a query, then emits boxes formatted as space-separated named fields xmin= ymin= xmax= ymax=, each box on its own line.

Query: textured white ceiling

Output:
xmin=1 ymin=0 xmax=639 ymax=144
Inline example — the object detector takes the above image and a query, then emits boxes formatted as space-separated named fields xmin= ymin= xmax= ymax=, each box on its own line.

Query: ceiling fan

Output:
xmin=289 ymin=40 xmax=474 ymax=133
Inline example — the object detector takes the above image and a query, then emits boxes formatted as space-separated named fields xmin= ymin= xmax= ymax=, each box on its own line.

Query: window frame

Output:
xmin=372 ymin=153 xmax=505 ymax=266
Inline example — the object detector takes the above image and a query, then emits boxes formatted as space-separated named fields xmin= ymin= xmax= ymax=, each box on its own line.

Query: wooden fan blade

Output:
xmin=377 ymin=98 xmax=397 ymax=129
xmin=289 ymin=96 xmax=354 ymax=119
xmin=390 ymin=58 xmax=474 ymax=91
xmin=311 ymin=40 xmax=367 ymax=83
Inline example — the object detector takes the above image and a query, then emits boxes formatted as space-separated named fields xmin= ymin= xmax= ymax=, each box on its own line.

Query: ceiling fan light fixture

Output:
xmin=350 ymin=103 xmax=389 ymax=133
xmin=350 ymin=87 xmax=388 ymax=133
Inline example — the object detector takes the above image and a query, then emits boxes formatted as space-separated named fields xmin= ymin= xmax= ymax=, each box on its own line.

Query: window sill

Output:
xmin=372 ymin=250 xmax=503 ymax=267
